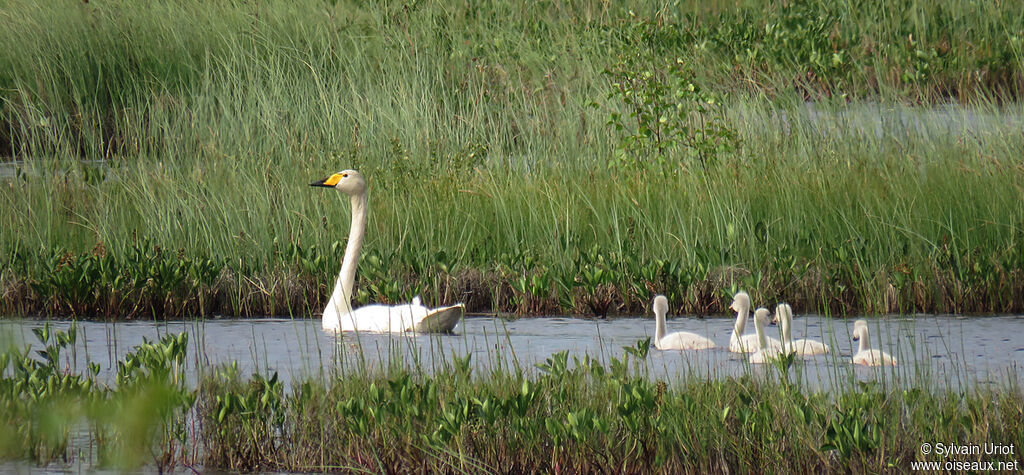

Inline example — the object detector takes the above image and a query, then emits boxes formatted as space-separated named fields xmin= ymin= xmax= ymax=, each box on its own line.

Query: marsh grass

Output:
xmin=2 ymin=0 xmax=1024 ymax=319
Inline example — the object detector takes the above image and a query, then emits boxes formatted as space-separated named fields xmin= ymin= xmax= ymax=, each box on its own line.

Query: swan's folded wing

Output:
xmin=331 ymin=304 xmax=418 ymax=332
xmin=413 ymin=303 xmax=465 ymax=333
xmin=766 ymin=337 xmax=784 ymax=351
xmin=730 ymin=333 xmax=761 ymax=353
xmin=329 ymin=302 xmax=462 ymax=333
xmin=792 ymin=338 xmax=830 ymax=355
xmin=336 ymin=305 xmax=394 ymax=332
xmin=730 ymin=334 xmax=782 ymax=353
xmin=659 ymin=331 xmax=716 ymax=350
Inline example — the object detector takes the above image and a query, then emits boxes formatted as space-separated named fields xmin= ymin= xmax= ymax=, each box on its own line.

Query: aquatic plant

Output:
xmin=0 ymin=323 xmax=194 ymax=470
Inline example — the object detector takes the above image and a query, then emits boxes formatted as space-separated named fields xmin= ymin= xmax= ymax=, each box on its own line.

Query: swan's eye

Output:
xmin=342 ymin=173 xmax=348 ymax=178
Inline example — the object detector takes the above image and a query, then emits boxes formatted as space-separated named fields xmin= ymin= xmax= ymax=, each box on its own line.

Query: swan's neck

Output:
xmin=753 ymin=316 xmax=767 ymax=351
xmin=733 ymin=306 xmax=748 ymax=335
xmin=858 ymin=328 xmax=870 ymax=353
xmin=329 ymin=192 xmax=368 ymax=316
xmin=654 ymin=309 xmax=667 ymax=344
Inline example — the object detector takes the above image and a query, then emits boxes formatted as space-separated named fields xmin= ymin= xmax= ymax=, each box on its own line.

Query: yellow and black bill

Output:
xmin=310 ymin=173 xmax=343 ymax=188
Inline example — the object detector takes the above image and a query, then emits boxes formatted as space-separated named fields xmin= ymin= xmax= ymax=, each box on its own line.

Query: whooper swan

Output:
xmin=851 ymin=320 xmax=898 ymax=366
xmin=651 ymin=295 xmax=716 ymax=350
xmin=311 ymin=170 xmax=464 ymax=333
xmin=729 ymin=292 xmax=780 ymax=353
xmin=773 ymin=303 xmax=830 ymax=355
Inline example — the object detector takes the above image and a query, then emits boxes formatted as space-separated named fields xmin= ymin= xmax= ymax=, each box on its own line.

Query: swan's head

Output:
xmin=652 ymin=295 xmax=668 ymax=317
xmin=729 ymin=291 xmax=750 ymax=313
xmin=753 ymin=308 xmax=771 ymax=327
xmin=852 ymin=319 xmax=868 ymax=341
xmin=310 ymin=169 xmax=367 ymax=196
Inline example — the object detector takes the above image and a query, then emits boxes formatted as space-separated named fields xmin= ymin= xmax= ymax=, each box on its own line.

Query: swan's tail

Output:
xmin=414 ymin=303 xmax=465 ymax=333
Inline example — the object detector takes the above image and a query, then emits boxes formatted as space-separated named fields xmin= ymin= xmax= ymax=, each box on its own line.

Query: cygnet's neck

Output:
xmin=654 ymin=309 xmax=667 ymax=345
xmin=753 ymin=315 xmax=767 ymax=351
xmin=857 ymin=328 xmax=870 ymax=354
xmin=779 ymin=308 xmax=792 ymax=347
xmin=733 ymin=305 xmax=749 ymax=334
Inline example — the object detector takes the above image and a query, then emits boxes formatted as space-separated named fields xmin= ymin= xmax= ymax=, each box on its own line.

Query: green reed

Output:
xmin=2 ymin=0 xmax=1023 ymax=318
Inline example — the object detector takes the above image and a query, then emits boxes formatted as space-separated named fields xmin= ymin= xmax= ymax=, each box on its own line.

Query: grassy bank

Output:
xmin=2 ymin=325 xmax=1021 ymax=472
xmin=2 ymin=0 xmax=1024 ymax=318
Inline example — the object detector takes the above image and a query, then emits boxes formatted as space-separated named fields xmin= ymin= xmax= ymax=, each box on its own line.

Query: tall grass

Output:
xmin=1 ymin=0 xmax=1023 ymax=318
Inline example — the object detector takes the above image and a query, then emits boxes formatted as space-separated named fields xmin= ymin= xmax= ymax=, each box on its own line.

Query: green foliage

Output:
xmin=100 ymin=332 xmax=194 ymax=469
xmin=21 ymin=242 xmax=222 ymax=318
xmin=605 ymin=52 xmax=737 ymax=172
xmin=821 ymin=387 xmax=886 ymax=462
xmin=700 ymin=0 xmax=852 ymax=91
xmin=203 ymin=369 xmax=284 ymax=471
xmin=0 ymin=323 xmax=93 ymax=463
xmin=0 ymin=325 xmax=195 ymax=470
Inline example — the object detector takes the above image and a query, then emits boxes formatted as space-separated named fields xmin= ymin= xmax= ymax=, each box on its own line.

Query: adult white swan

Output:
xmin=310 ymin=170 xmax=464 ymax=333
xmin=748 ymin=308 xmax=790 ymax=364
xmin=651 ymin=295 xmax=716 ymax=350
xmin=729 ymin=292 xmax=780 ymax=353
xmin=851 ymin=320 xmax=898 ymax=366
xmin=773 ymin=304 xmax=830 ymax=355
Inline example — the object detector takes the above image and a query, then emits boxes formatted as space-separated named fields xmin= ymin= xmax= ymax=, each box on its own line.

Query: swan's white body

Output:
xmin=790 ymin=338 xmax=830 ymax=355
xmin=651 ymin=295 xmax=716 ymax=350
xmin=728 ymin=292 xmax=780 ymax=353
xmin=748 ymin=308 xmax=790 ymax=364
xmin=322 ymin=296 xmax=465 ymax=333
xmin=851 ymin=320 xmax=897 ymax=366
xmin=773 ymin=304 xmax=830 ymax=356
xmin=313 ymin=170 xmax=464 ymax=333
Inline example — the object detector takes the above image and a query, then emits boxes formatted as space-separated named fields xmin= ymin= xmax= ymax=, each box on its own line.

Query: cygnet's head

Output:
xmin=310 ymin=169 xmax=367 ymax=196
xmin=652 ymin=295 xmax=669 ymax=316
xmin=771 ymin=303 xmax=792 ymax=324
xmin=753 ymin=308 xmax=771 ymax=326
xmin=729 ymin=291 xmax=750 ymax=313
xmin=852 ymin=319 xmax=868 ymax=341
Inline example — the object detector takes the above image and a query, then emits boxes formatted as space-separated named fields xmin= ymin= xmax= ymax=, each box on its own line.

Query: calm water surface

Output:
xmin=3 ymin=314 xmax=1022 ymax=391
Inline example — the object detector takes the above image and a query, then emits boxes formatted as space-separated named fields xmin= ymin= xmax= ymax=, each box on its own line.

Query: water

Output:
xmin=2 ymin=314 xmax=1022 ymax=391
xmin=779 ymin=102 xmax=1024 ymax=139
